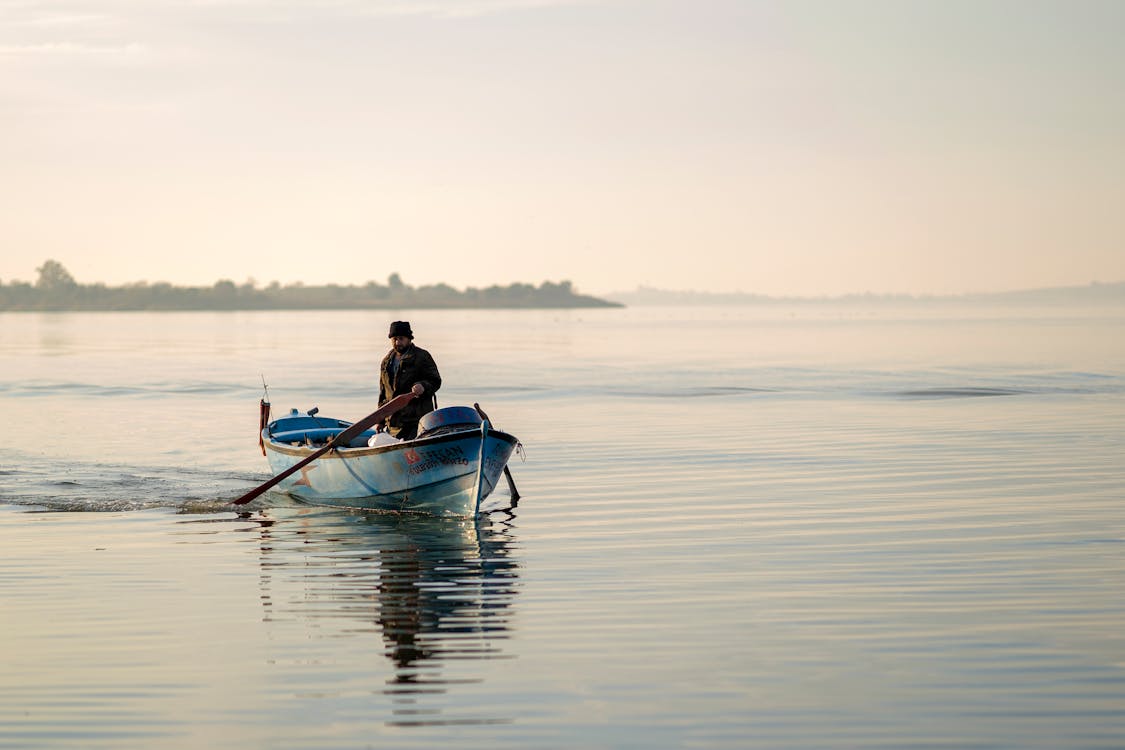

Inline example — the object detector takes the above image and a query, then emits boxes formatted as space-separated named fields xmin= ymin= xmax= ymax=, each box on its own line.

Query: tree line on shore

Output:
xmin=0 ymin=261 xmax=621 ymax=311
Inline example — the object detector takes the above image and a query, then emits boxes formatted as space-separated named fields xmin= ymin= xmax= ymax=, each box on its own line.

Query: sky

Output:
xmin=1 ymin=0 xmax=1123 ymax=297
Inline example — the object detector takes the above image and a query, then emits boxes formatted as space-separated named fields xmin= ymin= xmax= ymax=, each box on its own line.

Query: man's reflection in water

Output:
xmin=250 ymin=506 xmax=520 ymax=726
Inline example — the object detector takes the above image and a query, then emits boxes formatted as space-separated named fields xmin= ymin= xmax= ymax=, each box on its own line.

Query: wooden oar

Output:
xmin=473 ymin=403 xmax=521 ymax=503
xmin=231 ymin=392 xmax=416 ymax=506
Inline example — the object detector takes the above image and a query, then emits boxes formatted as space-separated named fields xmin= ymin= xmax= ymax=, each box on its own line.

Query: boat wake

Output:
xmin=0 ymin=460 xmax=278 ymax=513
xmin=0 ymin=457 xmax=522 ymax=516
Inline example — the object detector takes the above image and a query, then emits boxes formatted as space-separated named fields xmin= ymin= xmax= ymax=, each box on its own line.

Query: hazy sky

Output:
xmin=2 ymin=0 xmax=1123 ymax=296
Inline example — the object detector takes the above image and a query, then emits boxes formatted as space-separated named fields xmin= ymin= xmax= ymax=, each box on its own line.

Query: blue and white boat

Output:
xmin=259 ymin=405 xmax=520 ymax=517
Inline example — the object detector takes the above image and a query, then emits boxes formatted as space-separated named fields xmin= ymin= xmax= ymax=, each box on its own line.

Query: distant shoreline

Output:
xmin=6 ymin=260 xmax=1122 ymax=311
xmin=0 ymin=260 xmax=622 ymax=311
xmin=604 ymin=282 xmax=1125 ymax=307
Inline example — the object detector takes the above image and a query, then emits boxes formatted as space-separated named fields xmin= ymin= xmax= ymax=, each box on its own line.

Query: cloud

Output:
xmin=0 ymin=2 xmax=138 ymax=60
xmin=6 ymin=11 xmax=112 ymax=28
xmin=0 ymin=40 xmax=147 ymax=58
xmin=178 ymin=0 xmax=601 ymax=19
xmin=0 ymin=1 xmax=114 ymax=27
xmin=357 ymin=0 xmax=600 ymax=19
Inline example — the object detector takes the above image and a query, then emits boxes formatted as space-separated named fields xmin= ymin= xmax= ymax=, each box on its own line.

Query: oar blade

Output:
xmin=230 ymin=444 xmax=330 ymax=505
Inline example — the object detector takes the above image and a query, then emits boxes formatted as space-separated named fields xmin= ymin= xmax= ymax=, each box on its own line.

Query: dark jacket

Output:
xmin=378 ymin=343 xmax=441 ymax=438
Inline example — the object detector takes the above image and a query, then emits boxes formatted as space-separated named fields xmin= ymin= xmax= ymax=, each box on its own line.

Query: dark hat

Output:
xmin=388 ymin=321 xmax=413 ymax=338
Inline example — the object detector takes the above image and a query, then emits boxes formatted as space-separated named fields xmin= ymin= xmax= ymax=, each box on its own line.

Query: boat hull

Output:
xmin=263 ymin=421 xmax=518 ymax=517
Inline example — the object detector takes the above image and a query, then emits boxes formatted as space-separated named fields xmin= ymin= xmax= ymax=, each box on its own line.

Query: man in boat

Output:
xmin=377 ymin=321 xmax=442 ymax=440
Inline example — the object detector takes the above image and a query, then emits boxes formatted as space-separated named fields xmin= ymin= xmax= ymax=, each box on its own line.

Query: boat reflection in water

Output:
xmin=248 ymin=505 xmax=520 ymax=727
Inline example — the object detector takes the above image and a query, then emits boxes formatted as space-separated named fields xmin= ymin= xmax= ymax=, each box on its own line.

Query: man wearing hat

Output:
xmin=377 ymin=321 xmax=442 ymax=439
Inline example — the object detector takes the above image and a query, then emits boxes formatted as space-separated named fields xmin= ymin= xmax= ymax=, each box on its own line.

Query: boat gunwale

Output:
xmin=263 ymin=424 xmax=518 ymax=459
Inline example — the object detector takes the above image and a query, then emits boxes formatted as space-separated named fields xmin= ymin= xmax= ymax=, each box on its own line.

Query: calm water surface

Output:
xmin=1 ymin=305 xmax=1124 ymax=748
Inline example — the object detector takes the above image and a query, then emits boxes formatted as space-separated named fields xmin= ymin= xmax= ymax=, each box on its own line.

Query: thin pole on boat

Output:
xmin=258 ymin=375 xmax=271 ymax=457
xmin=231 ymin=392 xmax=416 ymax=506
xmin=473 ymin=403 xmax=520 ymax=502
xmin=472 ymin=418 xmax=490 ymax=516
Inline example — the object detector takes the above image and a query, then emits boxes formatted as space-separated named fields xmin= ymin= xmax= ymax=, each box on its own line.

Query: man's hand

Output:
xmin=410 ymin=383 xmax=424 ymax=397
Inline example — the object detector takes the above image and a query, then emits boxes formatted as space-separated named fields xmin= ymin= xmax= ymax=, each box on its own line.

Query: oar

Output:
xmin=473 ymin=403 xmax=520 ymax=502
xmin=231 ymin=392 xmax=416 ymax=506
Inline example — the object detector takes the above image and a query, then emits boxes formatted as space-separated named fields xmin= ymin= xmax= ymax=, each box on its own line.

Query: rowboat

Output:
xmin=258 ymin=404 xmax=520 ymax=517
